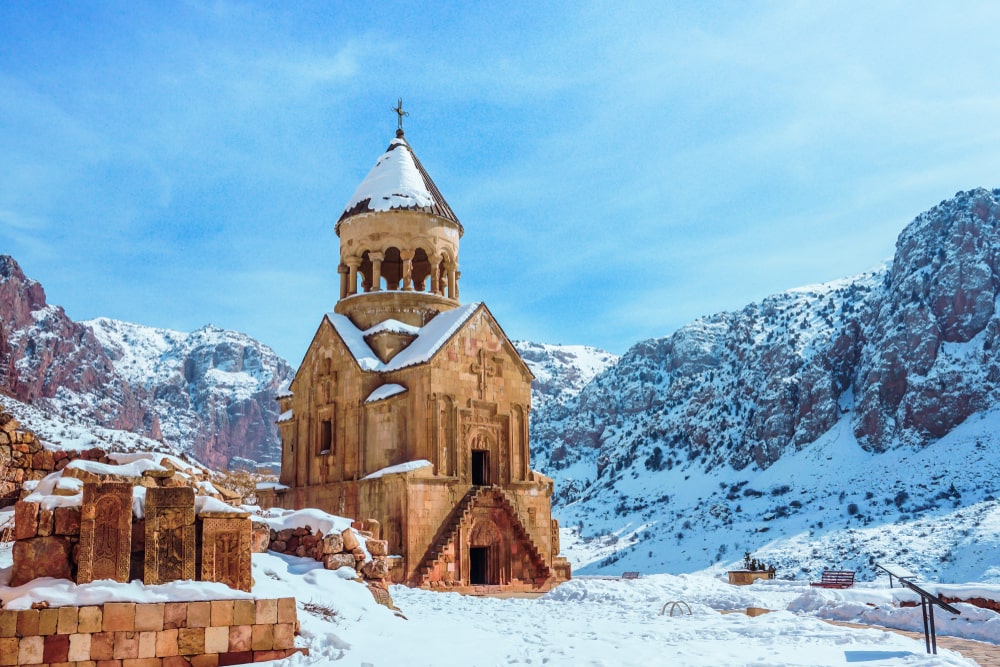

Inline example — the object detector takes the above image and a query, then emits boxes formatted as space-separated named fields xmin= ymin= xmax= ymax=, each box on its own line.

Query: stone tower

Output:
xmin=258 ymin=124 xmax=571 ymax=592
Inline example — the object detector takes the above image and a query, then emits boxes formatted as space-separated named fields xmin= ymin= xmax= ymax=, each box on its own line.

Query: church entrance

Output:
xmin=469 ymin=546 xmax=489 ymax=584
xmin=472 ymin=450 xmax=490 ymax=486
xmin=469 ymin=517 xmax=503 ymax=586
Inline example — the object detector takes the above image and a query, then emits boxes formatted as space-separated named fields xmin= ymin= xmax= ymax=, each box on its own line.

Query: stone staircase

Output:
xmin=490 ymin=486 xmax=552 ymax=582
xmin=409 ymin=486 xmax=481 ymax=586
xmin=409 ymin=485 xmax=551 ymax=587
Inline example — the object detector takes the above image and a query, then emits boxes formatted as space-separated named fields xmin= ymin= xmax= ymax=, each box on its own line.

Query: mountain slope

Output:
xmin=0 ymin=256 xmax=159 ymax=437
xmin=513 ymin=340 xmax=617 ymax=412
xmin=86 ymin=317 xmax=292 ymax=469
xmin=0 ymin=255 xmax=293 ymax=469
xmin=533 ymin=188 xmax=1000 ymax=580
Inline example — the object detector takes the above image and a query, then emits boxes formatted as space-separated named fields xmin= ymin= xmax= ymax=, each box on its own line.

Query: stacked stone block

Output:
xmin=0 ymin=411 xmax=112 ymax=504
xmin=255 ymin=519 xmax=392 ymax=589
xmin=12 ymin=477 xmax=253 ymax=593
xmin=0 ymin=598 xmax=301 ymax=665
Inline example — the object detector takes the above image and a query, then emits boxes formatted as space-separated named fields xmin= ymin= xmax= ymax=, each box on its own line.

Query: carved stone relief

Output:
xmin=144 ymin=486 xmax=196 ymax=584
xmin=77 ymin=482 xmax=132 ymax=584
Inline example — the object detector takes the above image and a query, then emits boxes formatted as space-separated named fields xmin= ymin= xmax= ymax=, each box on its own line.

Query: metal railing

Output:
xmin=875 ymin=562 xmax=961 ymax=654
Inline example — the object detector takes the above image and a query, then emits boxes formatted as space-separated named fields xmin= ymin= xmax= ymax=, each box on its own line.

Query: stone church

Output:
xmin=258 ymin=120 xmax=571 ymax=592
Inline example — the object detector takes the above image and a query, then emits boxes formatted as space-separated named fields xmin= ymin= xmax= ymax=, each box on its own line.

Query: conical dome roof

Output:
xmin=337 ymin=131 xmax=461 ymax=230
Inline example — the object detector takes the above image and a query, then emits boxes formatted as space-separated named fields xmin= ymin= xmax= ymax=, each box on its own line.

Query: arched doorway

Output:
xmin=468 ymin=519 xmax=502 ymax=586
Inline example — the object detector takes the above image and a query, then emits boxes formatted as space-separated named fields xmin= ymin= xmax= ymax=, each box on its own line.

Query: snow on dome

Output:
xmin=362 ymin=459 xmax=432 ymax=480
xmin=338 ymin=135 xmax=459 ymax=226
xmin=365 ymin=384 xmax=407 ymax=403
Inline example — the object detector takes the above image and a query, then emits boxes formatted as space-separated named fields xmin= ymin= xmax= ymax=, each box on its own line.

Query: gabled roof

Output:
xmin=326 ymin=302 xmax=481 ymax=373
xmin=338 ymin=132 xmax=461 ymax=229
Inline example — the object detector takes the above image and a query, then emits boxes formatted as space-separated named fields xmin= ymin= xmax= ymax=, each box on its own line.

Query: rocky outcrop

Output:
xmin=0 ymin=256 xmax=293 ymax=469
xmin=533 ymin=188 xmax=1000 ymax=502
xmin=513 ymin=341 xmax=617 ymax=412
xmin=0 ymin=256 xmax=158 ymax=437
xmin=854 ymin=189 xmax=1000 ymax=450
xmin=86 ymin=318 xmax=293 ymax=470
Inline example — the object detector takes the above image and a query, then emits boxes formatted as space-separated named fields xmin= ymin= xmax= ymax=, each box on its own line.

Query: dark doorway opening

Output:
xmin=472 ymin=450 xmax=489 ymax=486
xmin=470 ymin=546 xmax=489 ymax=585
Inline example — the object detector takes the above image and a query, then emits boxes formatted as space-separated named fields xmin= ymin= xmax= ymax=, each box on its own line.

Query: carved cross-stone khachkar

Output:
xmin=77 ymin=481 xmax=133 ymax=584
xmin=144 ymin=486 xmax=196 ymax=585
xmin=470 ymin=348 xmax=502 ymax=399
xmin=200 ymin=511 xmax=253 ymax=592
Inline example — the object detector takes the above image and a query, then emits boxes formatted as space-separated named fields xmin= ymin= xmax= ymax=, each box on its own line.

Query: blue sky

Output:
xmin=3 ymin=1 xmax=1000 ymax=365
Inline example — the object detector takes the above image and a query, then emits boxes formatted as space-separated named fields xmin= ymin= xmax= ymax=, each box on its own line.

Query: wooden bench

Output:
xmin=621 ymin=571 xmax=640 ymax=580
xmin=810 ymin=570 xmax=855 ymax=589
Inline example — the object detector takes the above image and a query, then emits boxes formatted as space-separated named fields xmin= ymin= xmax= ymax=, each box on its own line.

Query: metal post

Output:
xmin=921 ymin=597 xmax=931 ymax=654
xmin=928 ymin=601 xmax=937 ymax=654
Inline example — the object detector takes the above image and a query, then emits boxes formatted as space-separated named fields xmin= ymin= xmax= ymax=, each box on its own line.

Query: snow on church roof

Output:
xmin=338 ymin=133 xmax=460 ymax=227
xmin=364 ymin=319 xmax=420 ymax=337
xmin=327 ymin=302 xmax=481 ymax=373
xmin=365 ymin=384 xmax=407 ymax=403
xmin=362 ymin=459 xmax=432 ymax=480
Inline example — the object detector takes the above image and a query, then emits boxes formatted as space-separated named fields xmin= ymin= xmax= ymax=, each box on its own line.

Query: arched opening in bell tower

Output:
xmin=412 ymin=247 xmax=431 ymax=291
xmin=382 ymin=247 xmax=402 ymax=290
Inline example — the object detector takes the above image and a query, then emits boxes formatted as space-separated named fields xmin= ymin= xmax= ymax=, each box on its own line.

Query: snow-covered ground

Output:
xmin=554 ymin=405 xmax=1000 ymax=584
xmin=253 ymin=559 xmax=993 ymax=666
xmin=0 ymin=393 xmax=174 ymax=454
xmin=1 ymin=523 xmax=996 ymax=665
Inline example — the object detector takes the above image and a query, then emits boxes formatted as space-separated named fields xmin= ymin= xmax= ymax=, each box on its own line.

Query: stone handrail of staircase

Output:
xmin=488 ymin=486 xmax=552 ymax=581
xmin=409 ymin=486 xmax=483 ymax=586
xmin=410 ymin=484 xmax=552 ymax=587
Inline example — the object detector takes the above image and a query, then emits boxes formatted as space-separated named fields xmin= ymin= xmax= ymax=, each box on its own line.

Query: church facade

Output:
xmin=258 ymin=125 xmax=571 ymax=592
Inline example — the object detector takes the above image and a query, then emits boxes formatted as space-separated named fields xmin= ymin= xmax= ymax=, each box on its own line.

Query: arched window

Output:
xmin=412 ymin=248 xmax=431 ymax=292
xmin=359 ymin=251 xmax=373 ymax=293
xmin=382 ymin=247 xmax=402 ymax=290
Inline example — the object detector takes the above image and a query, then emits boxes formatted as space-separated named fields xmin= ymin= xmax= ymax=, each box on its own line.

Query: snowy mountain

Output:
xmin=534 ymin=188 xmax=1000 ymax=581
xmin=0 ymin=256 xmax=293 ymax=469
xmin=513 ymin=340 xmax=617 ymax=411
xmin=0 ymin=256 xmax=159 ymax=438
xmin=85 ymin=317 xmax=292 ymax=470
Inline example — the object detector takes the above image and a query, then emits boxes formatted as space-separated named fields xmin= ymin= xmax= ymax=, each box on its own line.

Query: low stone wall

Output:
xmin=940 ymin=596 xmax=1000 ymax=613
xmin=254 ymin=519 xmax=394 ymax=586
xmin=900 ymin=595 xmax=1000 ymax=613
xmin=0 ymin=598 xmax=302 ymax=666
xmin=0 ymin=412 xmax=111 ymax=504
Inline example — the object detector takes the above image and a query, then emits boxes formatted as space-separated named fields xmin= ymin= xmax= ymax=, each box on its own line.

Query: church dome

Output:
xmin=334 ymin=128 xmax=464 ymax=330
xmin=337 ymin=130 xmax=462 ymax=233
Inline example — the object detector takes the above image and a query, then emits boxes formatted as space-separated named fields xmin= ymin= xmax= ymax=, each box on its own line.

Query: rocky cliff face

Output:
xmin=513 ymin=341 xmax=617 ymax=413
xmin=86 ymin=318 xmax=293 ymax=470
xmin=0 ymin=255 xmax=293 ymax=469
xmin=533 ymin=188 xmax=1000 ymax=503
xmin=0 ymin=256 xmax=158 ymax=437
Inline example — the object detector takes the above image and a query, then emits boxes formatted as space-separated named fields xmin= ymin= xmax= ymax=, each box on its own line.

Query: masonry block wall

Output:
xmin=0 ymin=597 xmax=301 ymax=666
xmin=0 ymin=411 xmax=112 ymax=504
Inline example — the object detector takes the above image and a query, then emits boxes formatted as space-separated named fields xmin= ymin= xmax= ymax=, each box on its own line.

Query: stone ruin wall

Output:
xmin=11 ymin=478 xmax=257 ymax=592
xmin=0 ymin=411 xmax=113 ymax=505
xmin=1 ymin=408 xmax=399 ymax=663
xmin=0 ymin=597 xmax=303 ymax=666
xmin=255 ymin=517 xmax=399 ymax=591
